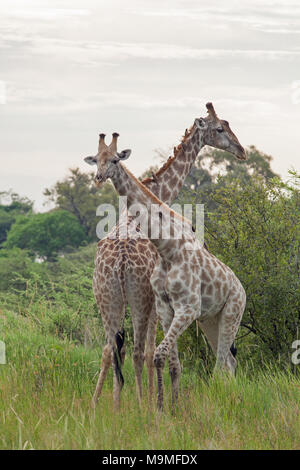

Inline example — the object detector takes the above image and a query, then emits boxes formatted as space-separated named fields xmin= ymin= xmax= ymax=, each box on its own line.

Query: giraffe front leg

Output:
xmin=145 ymin=304 xmax=158 ymax=406
xmin=154 ymin=302 xmax=200 ymax=411
xmin=150 ymin=260 xmax=186 ymax=411
xmin=168 ymin=343 xmax=181 ymax=410
xmin=153 ymin=301 xmax=173 ymax=411
xmin=154 ymin=343 xmax=181 ymax=413
xmin=150 ymin=259 xmax=170 ymax=411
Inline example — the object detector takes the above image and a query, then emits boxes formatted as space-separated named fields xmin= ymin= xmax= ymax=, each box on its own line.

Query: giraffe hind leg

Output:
xmin=200 ymin=317 xmax=237 ymax=375
xmin=215 ymin=293 xmax=245 ymax=375
xmin=130 ymin=300 xmax=153 ymax=407
xmin=93 ymin=265 xmax=128 ymax=411
xmin=91 ymin=343 xmax=112 ymax=408
xmin=92 ymin=328 xmax=125 ymax=411
xmin=92 ymin=303 xmax=126 ymax=410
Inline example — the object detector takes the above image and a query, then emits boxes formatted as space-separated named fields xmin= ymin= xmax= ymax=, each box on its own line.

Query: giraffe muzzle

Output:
xmin=95 ymin=174 xmax=104 ymax=186
xmin=234 ymin=144 xmax=247 ymax=161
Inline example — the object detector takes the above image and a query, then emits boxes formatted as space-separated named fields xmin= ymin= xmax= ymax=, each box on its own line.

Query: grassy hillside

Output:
xmin=1 ymin=309 xmax=300 ymax=450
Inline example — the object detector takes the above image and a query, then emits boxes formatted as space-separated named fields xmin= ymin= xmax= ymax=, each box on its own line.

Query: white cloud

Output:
xmin=9 ymin=8 xmax=90 ymax=20
xmin=131 ymin=1 xmax=300 ymax=35
xmin=256 ymin=28 xmax=300 ymax=34
xmin=5 ymin=87 xmax=290 ymax=120
xmin=2 ymin=34 xmax=300 ymax=63
xmin=0 ymin=0 xmax=299 ymax=209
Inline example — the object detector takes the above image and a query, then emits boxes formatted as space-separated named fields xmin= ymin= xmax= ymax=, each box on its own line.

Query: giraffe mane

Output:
xmin=123 ymin=164 xmax=192 ymax=226
xmin=141 ymin=123 xmax=196 ymax=185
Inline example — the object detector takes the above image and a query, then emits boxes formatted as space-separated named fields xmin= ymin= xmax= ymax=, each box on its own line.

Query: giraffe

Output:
xmin=84 ymin=103 xmax=246 ymax=410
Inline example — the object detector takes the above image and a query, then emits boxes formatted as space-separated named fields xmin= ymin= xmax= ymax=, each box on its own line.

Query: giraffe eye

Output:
xmin=217 ymin=127 xmax=224 ymax=133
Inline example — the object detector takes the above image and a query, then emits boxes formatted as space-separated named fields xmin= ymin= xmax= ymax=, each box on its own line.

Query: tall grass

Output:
xmin=1 ymin=309 xmax=300 ymax=450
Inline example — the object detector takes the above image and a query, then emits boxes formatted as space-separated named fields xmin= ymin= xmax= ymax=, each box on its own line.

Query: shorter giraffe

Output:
xmin=84 ymin=110 xmax=246 ymax=410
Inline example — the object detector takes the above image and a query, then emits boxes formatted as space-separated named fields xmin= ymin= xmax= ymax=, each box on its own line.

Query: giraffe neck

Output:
xmin=143 ymin=128 xmax=204 ymax=204
xmin=111 ymin=163 xmax=161 ymax=212
xmin=110 ymin=163 xmax=193 ymax=255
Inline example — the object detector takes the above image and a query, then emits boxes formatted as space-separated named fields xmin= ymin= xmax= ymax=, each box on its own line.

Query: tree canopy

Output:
xmin=0 ymin=191 xmax=33 ymax=246
xmin=5 ymin=209 xmax=86 ymax=260
xmin=44 ymin=168 xmax=119 ymax=241
xmin=175 ymin=145 xmax=279 ymax=214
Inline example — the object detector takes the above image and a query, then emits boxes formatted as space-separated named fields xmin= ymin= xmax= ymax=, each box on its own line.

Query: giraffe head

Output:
xmin=84 ymin=132 xmax=131 ymax=186
xmin=194 ymin=102 xmax=246 ymax=160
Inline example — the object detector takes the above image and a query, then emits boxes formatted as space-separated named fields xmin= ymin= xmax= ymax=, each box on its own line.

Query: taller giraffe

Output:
xmin=84 ymin=104 xmax=246 ymax=410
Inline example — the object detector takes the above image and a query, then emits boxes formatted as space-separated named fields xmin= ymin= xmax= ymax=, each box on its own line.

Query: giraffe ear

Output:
xmin=194 ymin=118 xmax=207 ymax=129
xmin=84 ymin=156 xmax=97 ymax=165
xmin=117 ymin=149 xmax=131 ymax=161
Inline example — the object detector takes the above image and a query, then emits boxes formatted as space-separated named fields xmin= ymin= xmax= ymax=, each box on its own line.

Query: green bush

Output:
xmin=0 ymin=247 xmax=33 ymax=291
xmin=204 ymin=174 xmax=300 ymax=364
xmin=5 ymin=210 xmax=86 ymax=260
xmin=0 ymin=191 xmax=33 ymax=246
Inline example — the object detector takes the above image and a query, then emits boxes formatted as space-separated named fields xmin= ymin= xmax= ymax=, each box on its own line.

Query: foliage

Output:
xmin=176 ymin=146 xmax=278 ymax=213
xmin=204 ymin=174 xmax=300 ymax=363
xmin=4 ymin=210 xmax=86 ymax=260
xmin=0 ymin=191 xmax=33 ymax=246
xmin=44 ymin=168 xmax=119 ymax=241
xmin=0 ymin=248 xmax=33 ymax=291
xmin=0 ymin=209 xmax=15 ymax=246
xmin=0 ymin=190 xmax=33 ymax=214
xmin=0 ymin=243 xmax=101 ymax=345
xmin=139 ymin=164 xmax=160 ymax=181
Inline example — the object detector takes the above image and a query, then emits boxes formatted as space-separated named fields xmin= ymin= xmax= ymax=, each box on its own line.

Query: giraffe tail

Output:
xmin=113 ymin=329 xmax=125 ymax=388
xmin=116 ymin=253 xmax=127 ymax=308
xmin=113 ymin=255 xmax=127 ymax=387
xmin=230 ymin=342 xmax=237 ymax=357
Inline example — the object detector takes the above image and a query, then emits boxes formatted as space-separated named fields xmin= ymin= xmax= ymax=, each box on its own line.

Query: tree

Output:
xmin=44 ymin=168 xmax=119 ymax=241
xmin=175 ymin=145 xmax=278 ymax=215
xmin=0 ymin=191 xmax=33 ymax=246
xmin=0 ymin=209 xmax=15 ymax=246
xmin=139 ymin=165 xmax=160 ymax=181
xmin=203 ymin=174 xmax=300 ymax=364
xmin=5 ymin=210 xmax=86 ymax=260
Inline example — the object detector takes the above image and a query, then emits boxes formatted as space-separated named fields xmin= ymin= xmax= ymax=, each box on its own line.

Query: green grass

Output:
xmin=1 ymin=310 xmax=300 ymax=450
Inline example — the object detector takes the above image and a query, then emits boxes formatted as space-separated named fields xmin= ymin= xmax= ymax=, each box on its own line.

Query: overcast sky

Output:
xmin=1 ymin=0 xmax=299 ymax=210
